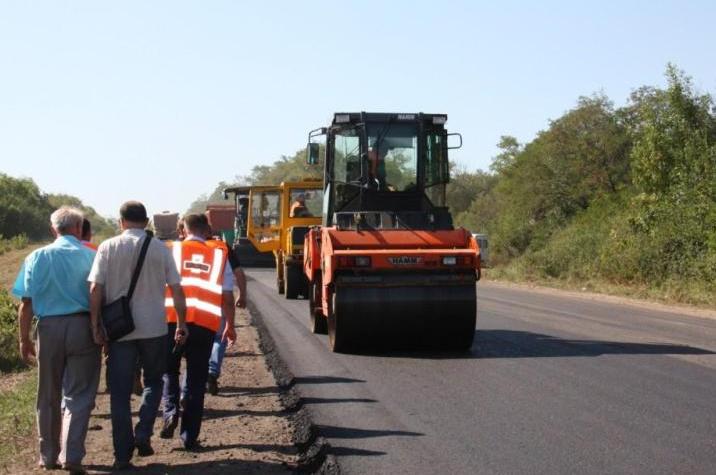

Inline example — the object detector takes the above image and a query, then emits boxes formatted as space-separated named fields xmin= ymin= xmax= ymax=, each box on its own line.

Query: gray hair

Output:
xmin=50 ymin=207 xmax=84 ymax=234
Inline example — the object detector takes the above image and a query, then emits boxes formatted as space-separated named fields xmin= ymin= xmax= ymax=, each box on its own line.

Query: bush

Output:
xmin=0 ymin=290 xmax=22 ymax=373
xmin=0 ymin=234 xmax=29 ymax=256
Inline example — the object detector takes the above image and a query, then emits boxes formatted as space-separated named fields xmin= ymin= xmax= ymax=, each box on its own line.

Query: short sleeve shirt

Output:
xmin=88 ymin=228 xmax=181 ymax=341
xmin=12 ymin=235 xmax=96 ymax=317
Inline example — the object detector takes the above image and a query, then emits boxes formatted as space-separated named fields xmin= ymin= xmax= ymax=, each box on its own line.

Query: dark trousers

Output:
xmin=162 ymin=323 xmax=214 ymax=447
xmin=107 ymin=335 xmax=167 ymax=463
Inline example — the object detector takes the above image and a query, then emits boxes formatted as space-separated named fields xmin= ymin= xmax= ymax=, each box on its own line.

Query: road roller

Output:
xmin=224 ymin=180 xmax=323 ymax=297
xmin=304 ymin=112 xmax=481 ymax=352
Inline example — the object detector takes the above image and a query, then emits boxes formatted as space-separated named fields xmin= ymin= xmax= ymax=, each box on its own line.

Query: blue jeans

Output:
xmin=209 ymin=315 xmax=227 ymax=378
xmin=107 ymin=335 xmax=167 ymax=463
xmin=162 ymin=323 xmax=214 ymax=447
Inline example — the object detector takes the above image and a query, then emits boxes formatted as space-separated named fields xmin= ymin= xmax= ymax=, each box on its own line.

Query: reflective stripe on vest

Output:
xmin=165 ymin=240 xmax=226 ymax=332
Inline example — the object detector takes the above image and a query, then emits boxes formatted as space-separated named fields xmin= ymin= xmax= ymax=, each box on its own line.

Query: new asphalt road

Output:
xmin=246 ymin=268 xmax=716 ymax=475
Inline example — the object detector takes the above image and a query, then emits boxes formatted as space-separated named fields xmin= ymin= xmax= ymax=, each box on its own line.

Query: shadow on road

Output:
xmin=475 ymin=330 xmax=715 ymax=358
xmin=354 ymin=329 xmax=715 ymax=359
xmin=317 ymin=424 xmax=423 ymax=439
xmin=329 ymin=446 xmax=387 ymax=457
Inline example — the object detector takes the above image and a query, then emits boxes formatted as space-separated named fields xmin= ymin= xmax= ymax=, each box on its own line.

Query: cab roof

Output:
xmin=332 ymin=112 xmax=448 ymax=126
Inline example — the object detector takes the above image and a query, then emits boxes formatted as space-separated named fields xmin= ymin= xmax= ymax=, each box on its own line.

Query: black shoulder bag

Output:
xmin=102 ymin=234 xmax=153 ymax=341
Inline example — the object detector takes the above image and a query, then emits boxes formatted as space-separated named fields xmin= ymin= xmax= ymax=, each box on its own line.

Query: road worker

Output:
xmin=160 ymin=213 xmax=236 ymax=450
xmin=203 ymin=218 xmax=248 ymax=395
xmin=290 ymin=192 xmax=311 ymax=217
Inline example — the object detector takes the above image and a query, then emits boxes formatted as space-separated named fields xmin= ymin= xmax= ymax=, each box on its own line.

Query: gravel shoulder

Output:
xmin=7 ymin=309 xmax=303 ymax=474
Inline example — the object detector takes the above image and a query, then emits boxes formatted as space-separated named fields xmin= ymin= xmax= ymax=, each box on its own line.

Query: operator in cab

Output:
xmin=368 ymin=147 xmax=387 ymax=190
xmin=289 ymin=193 xmax=311 ymax=218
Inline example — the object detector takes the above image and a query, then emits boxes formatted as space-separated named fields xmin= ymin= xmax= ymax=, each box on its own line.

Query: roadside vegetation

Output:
xmin=0 ymin=234 xmax=28 ymax=256
xmin=0 ymin=174 xmax=118 ymax=371
xmin=193 ymin=65 xmax=715 ymax=308
xmin=0 ymin=173 xmax=118 ymax=244
xmin=0 ymin=370 xmax=36 ymax=466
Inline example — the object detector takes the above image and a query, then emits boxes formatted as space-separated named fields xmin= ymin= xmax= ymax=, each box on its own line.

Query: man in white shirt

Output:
xmin=88 ymin=201 xmax=188 ymax=470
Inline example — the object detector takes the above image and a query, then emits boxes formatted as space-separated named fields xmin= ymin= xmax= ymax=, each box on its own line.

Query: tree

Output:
xmin=47 ymin=194 xmax=118 ymax=240
xmin=0 ymin=174 xmax=53 ymax=240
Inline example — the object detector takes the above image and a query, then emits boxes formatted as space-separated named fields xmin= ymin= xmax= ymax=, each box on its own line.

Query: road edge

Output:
xmin=246 ymin=300 xmax=340 ymax=474
xmin=480 ymin=278 xmax=716 ymax=320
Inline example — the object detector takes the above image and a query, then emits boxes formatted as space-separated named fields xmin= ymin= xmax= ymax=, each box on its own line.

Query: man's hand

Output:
xmin=92 ymin=324 xmax=107 ymax=346
xmin=18 ymin=299 xmax=35 ymax=365
xmin=222 ymin=324 xmax=236 ymax=346
xmin=20 ymin=338 xmax=36 ymax=365
xmin=175 ymin=323 xmax=189 ymax=345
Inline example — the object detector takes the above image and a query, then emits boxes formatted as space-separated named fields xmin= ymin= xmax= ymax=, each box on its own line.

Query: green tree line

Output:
xmin=186 ymin=149 xmax=323 ymax=213
xmin=0 ymin=173 xmax=118 ymax=243
xmin=458 ymin=65 xmax=715 ymax=305
xmin=189 ymin=65 xmax=714 ymax=305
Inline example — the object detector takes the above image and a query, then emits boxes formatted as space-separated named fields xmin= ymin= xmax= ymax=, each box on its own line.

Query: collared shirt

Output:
xmin=88 ymin=228 xmax=181 ymax=341
xmin=184 ymin=234 xmax=235 ymax=291
xmin=12 ymin=235 xmax=96 ymax=318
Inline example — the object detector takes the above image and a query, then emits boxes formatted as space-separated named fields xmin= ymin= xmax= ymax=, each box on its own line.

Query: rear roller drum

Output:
xmin=328 ymin=292 xmax=353 ymax=353
xmin=284 ymin=263 xmax=304 ymax=299
xmin=309 ymin=281 xmax=327 ymax=334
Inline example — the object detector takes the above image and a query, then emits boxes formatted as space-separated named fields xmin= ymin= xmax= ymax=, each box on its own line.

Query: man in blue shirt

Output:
xmin=13 ymin=207 xmax=100 ymax=474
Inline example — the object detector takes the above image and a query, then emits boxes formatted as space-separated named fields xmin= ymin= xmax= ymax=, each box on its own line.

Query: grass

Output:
xmin=486 ymin=265 xmax=716 ymax=309
xmin=0 ymin=370 xmax=36 ymax=467
xmin=1 ymin=243 xmax=44 ymax=373
xmin=0 ymin=234 xmax=29 ymax=257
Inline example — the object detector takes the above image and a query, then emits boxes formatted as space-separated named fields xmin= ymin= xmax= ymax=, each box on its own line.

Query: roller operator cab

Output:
xmin=304 ymin=112 xmax=481 ymax=352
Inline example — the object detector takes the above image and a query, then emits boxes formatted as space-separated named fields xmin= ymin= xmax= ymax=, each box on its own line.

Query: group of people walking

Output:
xmin=12 ymin=201 xmax=247 ymax=473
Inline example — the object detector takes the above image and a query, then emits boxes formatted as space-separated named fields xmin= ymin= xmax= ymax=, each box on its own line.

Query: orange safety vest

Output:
xmin=165 ymin=239 xmax=227 ymax=332
xmin=205 ymin=238 xmax=229 ymax=254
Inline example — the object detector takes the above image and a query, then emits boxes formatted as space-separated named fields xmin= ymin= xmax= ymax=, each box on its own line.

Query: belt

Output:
xmin=41 ymin=311 xmax=90 ymax=318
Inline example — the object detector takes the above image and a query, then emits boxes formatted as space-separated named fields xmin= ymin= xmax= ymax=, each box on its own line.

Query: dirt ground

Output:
xmin=6 ymin=309 xmax=301 ymax=474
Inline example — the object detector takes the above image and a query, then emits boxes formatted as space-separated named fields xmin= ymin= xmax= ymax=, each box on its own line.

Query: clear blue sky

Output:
xmin=1 ymin=1 xmax=714 ymax=218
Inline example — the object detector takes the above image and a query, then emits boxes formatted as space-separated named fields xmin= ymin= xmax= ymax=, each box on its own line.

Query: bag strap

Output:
xmin=127 ymin=233 xmax=152 ymax=301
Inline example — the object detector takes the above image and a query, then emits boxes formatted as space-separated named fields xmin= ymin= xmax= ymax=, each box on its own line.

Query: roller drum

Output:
xmin=331 ymin=272 xmax=477 ymax=351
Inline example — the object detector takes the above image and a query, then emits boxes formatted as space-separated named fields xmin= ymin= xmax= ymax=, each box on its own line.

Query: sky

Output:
xmin=1 ymin=0 xmax=714 ymax=218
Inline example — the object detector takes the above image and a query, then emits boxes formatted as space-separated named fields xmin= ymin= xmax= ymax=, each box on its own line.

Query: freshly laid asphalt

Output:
xmin=246 ymin=268 xmax=716 ymax=475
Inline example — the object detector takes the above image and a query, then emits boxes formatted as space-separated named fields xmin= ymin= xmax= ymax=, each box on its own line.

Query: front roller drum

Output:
xmin=329 ymin=283 xmax=476 ymax=352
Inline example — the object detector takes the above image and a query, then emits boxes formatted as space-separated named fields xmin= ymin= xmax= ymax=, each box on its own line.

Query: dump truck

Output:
xmin=224 ymin=180 xmax=323 ymax=297
xmin=303 ymin=112 xmax=480 ymax=352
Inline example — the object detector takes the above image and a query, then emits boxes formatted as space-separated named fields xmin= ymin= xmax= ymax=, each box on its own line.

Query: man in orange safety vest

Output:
xmin=159 ymin=213 xmax=236 ymax=450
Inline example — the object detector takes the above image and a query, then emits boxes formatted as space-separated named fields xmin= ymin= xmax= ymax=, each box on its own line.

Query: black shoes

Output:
xmin=207 ymin=373 xmax=219 ymax=395
xmin=183 ymin=439 xmax=202 ymax=452
xmin=135 ymin=440 xmax=154 ymax=457
xmin=159 ymin=414 xmax=179 ymax=439
xmin=112 ymin=460 xmax=134 ymax=471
